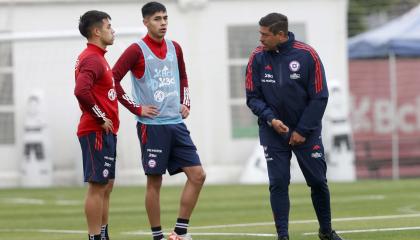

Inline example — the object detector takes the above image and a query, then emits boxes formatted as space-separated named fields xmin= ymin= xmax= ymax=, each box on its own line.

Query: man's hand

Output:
xmin=141 ymin=105 xmax=159 ymax=118
xmin=180 ymin=104 xmax=190 ymax=119
xmin=289 ymin=131 xmax=306 ymax=146
xmin=101 ymin=117 xmax=114 ymax=134
xmin=271 ymin=119 xmax=289 ymax=134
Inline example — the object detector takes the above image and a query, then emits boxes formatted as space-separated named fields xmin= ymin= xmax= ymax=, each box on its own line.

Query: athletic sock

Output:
xmin=101 ymin=224 xmax=109 ymax=240
xmin=88 ymin=234 xmax=101 ymax=240
xmin=151 ymin=226 xmax=164 ymax=240
xmin=174 ymin=218 xmax=189 ymax=235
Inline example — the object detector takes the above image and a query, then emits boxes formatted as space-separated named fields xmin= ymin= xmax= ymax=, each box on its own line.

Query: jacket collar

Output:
xmin=276 ymin=32 xmax=295 ymax=52
xmin=86 ymin=43 xmax=106 ymax=56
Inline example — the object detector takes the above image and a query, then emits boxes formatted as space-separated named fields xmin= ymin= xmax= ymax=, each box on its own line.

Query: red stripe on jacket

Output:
xmin=246 ymin=46 xmax=264 ymax=91
xmin=293 ymin=42 xmax=323 ymax=93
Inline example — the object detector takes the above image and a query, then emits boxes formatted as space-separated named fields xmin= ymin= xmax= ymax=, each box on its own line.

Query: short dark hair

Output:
xmin=142 ymin=1 xmax=166 ymax=18
xmin=78 ymin=10 xmax=111 ymax=39
xmin=259 ymin=13 xmax=288 ymax=35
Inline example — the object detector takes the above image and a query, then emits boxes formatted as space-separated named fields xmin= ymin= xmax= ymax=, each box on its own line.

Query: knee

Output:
xmin=105 ymin=181 xmax=114 ymax=196
xmin=308 ymin=177 xmax=328 ymax=190
xmin=269 ymin=178 xmax=289 ymax=194
xmin=147 ymin=175 xmax=163 ymax=190
xmin=189 ymin=170 xmax=206 ymax=186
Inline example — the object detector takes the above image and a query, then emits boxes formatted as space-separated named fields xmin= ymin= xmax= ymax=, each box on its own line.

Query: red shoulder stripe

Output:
xmin=246 ymin=46 xmax=263 ymax=91
xmin=292 ymin=42 xmax=323 ymax=93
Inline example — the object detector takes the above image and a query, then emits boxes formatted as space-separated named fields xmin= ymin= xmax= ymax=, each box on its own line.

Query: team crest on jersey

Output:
xmin=108 ymin=89 xmax=116 ymax=101
xmin=289 ymin=60 xmax=300 ymax=72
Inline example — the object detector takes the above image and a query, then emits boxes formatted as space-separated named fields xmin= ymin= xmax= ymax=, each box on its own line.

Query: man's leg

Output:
xmin=178 ymin=166 xmax=206 ymax=219
xmin=101 ymin=180 xmax=114 ymax=240
xmin=166 ymin=123 xmax=205 ymax=238
xmin=167 ymin=166 xmax=205 ymax=240
xmin=264 ymin=146 xmax=292 ymax=239
xmin=294 ymin=141 xmax=332 ymax=235
xmin=80 ymin=132 xmax=117 ymax=240
xmin=146 ymin=175 xmax=165 ymax=240
xmin=85 ymin=182 xmax=108 ymax=237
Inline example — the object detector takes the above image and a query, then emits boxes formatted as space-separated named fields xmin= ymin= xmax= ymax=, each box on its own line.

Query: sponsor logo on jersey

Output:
xmin=261 ymin=73 xmax=276 ymax=83
xmin=158 ymin=76 xmax=175 ymax=87
xmin=104 ymin=156 xmax=115 ymax=161
xmin=103 ymin=169 xmax=109 ymax=178
xmin=108 ymin=89 xmax=116 ymax=101
xmin=148 ymin=159 xmax=157 ymax=168
xmin=289 ymin=60 xmax=300 ymax=72
xmin=311 ymin=152 xmax=323 ymax=158
xmin=290 ymin=73 xmax=301 ymax=80
xmin=154 ymin=90 xmax=165 ymax=102
xmin=104 ymin=162 xmax=111 ymax=168
xmin=147 ymin=148 xmax=163 ymax=153
xmin=264 ymin=65 xmax=272 ymax=71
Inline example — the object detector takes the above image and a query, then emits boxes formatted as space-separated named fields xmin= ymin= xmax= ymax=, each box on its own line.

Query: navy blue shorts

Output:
xmin=79 ymin=131 xmax=117 ymax=184
xmin=136 ymin=122 xmax=201 ymax=175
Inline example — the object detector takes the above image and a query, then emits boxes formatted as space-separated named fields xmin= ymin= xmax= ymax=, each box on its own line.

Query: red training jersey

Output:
xmin=74 ymin=43 xmax=119 ymax=136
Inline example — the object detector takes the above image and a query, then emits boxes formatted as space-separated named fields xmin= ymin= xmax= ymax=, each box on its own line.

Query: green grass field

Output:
xmin=0 ymin=179 xmax=419 ymax=240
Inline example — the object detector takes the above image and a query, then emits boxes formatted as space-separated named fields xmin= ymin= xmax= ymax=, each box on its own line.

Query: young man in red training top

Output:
xmin=74 ymin=10 xmax=117 ymax=240
xmin=112 ymin=2 xmax=205 ymax=240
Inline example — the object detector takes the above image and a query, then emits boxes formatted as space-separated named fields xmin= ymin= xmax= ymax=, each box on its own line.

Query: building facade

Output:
xmin=0 ymin=0 xmax=349 ymax=187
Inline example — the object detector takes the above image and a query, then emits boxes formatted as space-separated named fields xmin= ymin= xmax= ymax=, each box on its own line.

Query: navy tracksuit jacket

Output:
xmin=245 ymin=32 xmax=332 ymax=237
xmin=246 ymin=32 xmax=328 ymax=148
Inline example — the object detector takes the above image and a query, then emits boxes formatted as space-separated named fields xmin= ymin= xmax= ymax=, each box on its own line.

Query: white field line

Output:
xmin=0 ymin=194 xmax=384 ymax=206
xmin=1 ymin=213 xmax=420 ymax=236
xmin=0 ymin=229 xmax=85 ymax=234
xmin=123 ymin=231 xmax=276 ymax=237
xmin=1 ymin=198 xmax=45 ymax=205
xmin=1 ymin=198 xmax=82 ymax=206
xmin=187 ymin=213 xmax=420 ymax=230
xmin=397 ymin=205 xmax=420 ymax=214
xmin=287 ymin=194 xmax=385 ymax=205
xmin=303 ymin=226 xmax=420 ymax=235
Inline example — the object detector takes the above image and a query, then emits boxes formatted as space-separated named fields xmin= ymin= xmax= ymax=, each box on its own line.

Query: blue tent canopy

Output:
xmin=348 ymin=4 xmax=420 ymax=59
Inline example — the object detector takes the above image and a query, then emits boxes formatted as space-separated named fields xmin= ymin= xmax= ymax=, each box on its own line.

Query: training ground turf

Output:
xmin=0 ymin=179 xmax=419 ymax=240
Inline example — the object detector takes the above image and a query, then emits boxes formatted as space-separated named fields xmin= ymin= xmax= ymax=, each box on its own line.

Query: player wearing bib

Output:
xmin=112 ymin=2 xmax=205 ymax=240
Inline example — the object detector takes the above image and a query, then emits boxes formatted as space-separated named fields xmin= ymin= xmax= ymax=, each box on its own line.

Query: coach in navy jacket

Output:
xmin=245 ymin=13 xmax=344 ymax=240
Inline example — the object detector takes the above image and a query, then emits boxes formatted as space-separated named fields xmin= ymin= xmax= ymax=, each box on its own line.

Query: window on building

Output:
xmin=228 ymin=24 xmax=306 ymax=139
xmin=0 ymin=40 xmax=14 ymax=144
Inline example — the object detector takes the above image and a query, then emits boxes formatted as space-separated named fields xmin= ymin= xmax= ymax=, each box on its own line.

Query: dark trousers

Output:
xmin=264 ymin=140 xmax=332 ymax=237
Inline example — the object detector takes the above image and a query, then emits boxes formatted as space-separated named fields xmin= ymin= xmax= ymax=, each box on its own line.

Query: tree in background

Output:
xmin=348 ymin=0 xmax=420 ymax=37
